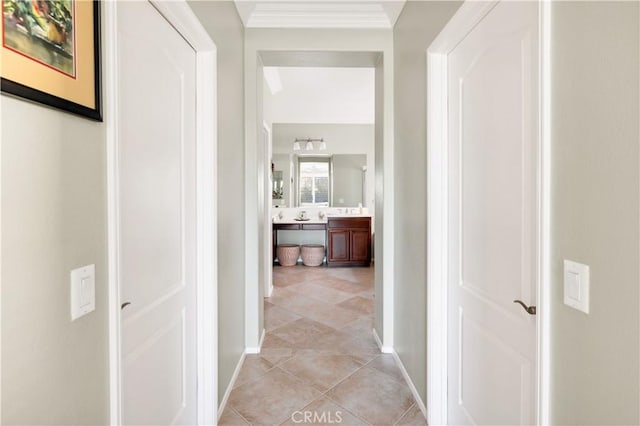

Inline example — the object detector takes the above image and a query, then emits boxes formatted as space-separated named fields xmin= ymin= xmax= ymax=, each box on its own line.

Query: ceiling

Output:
xmin=234 ymin=0 xmax=406 ymax=29
xmin=264 ymin=67 xmax=375 ymax=124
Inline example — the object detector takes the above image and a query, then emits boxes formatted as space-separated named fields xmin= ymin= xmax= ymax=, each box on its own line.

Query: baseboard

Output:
xmin=218 ymin=350 xmax=246 ymax=420
xmin=246 ymin=328 xmax=266 ymax=354
xmin=391 ymin=350 xmax=428 ymax=420
xmin=372 ymin=328 xmax=393 ymax=354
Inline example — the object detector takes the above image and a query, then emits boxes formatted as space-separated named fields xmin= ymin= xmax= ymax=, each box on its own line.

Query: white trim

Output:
xmin=426 ymin=1 xmax=550 ymax=425
xmin=107 ymin=2 xmax=218 ymax=425
xmin=105 ymin=2 xmax=121 ymax=422
xmin=263 ymin=122 xmax=274 ymax=299
xmin=194 ymin=48 xmax=218 ymax=426
xmin=426 ymin=47 xmax=449 ymax=426
xmin=246 ymin=328 xmax=266 ymax=354
xmin=218 ymin=351 xmax=247 ymax=421
xmin=234 ymin=1 xmax=406 ymax=29
xmin=537 ymin=1 xmax=552 ymax=424
xmin=372 ymin=328 xmax=392 ymax=354
xmin=391 ymin=350 xmax=427 ymax=420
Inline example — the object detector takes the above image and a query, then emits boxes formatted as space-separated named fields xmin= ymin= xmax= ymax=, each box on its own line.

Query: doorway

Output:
xmin=426 ymin=1 xmax=551 ymax=425
xmin=245 ymin=47 xmax=395 ymax=354
xmin=265 ymin=65 xmax=376 ymax=345
xmin=105 ymin=1 xmax=218 ymax=424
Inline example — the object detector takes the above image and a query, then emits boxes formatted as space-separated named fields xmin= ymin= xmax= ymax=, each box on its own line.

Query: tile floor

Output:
xmin=219 ymin=264 xmax=427 ymax=426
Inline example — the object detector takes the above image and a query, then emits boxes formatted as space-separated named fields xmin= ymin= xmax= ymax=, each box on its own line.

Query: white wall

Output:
xmin=550 ymin=2 xmax=639 ymax=424
xmin=1 ymin=97 xmax=109 ymax=425
xmin=245 ymin=28 xmax=394 ymax=349
xmin=272 ymin=123 xmax=375 ymax=208
xmin=187 ymin=0 xmax=246 ymax=405
xmin=393 ymin=0 xmax=464 ymax=404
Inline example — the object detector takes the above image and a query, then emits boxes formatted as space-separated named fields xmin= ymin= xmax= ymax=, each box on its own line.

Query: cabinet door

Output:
xmin=350 ymin=229 xmax=370 ymax=262
xmin=328 ymin=229 xmax=350 ymax=262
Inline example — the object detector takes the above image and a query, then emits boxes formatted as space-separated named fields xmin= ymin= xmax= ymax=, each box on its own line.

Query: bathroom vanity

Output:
xmin=272 ymin=210 xmax=372 ymax=267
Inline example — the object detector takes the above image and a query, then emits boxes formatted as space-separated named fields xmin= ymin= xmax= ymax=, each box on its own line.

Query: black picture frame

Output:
xmin=1 ymin=0 xmax=102 ymax=121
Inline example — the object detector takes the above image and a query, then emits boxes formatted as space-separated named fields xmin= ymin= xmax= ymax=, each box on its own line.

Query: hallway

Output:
xmin=219 ymin=265 xmax=425 ymax=425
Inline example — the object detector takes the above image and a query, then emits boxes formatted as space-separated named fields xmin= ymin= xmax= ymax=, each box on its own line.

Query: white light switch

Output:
xmin=563 ymin=260 xmax=589 ymax=314
xmin=71 ymin=264 xmax=95 ymax=321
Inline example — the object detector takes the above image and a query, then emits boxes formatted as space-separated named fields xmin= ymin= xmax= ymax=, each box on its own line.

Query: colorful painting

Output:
xmin=1 ymin=0 xmax=100 ymax=121
xmin=2 ymin=0 xmax=75 ymax=77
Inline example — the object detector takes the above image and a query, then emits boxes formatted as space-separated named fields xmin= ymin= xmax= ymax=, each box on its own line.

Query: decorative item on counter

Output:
xmin=295 ymin=210 xmax=310 ymax=221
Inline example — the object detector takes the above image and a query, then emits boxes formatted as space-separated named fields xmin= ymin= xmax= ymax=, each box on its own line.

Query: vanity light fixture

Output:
xmin=294 ymin=138 xmax=325 ymax=152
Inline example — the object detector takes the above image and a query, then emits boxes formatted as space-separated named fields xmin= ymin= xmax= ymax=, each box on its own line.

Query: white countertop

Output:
xmin=272 ymin=214 xmax=372 ymax=225
xmin=272 ymin=218 xmax=327 ymax=225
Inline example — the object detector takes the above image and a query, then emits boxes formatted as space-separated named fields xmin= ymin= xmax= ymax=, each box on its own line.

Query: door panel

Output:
xmin=447 ymin=2 xmax=538 ymax=425
xmin=350 ymin=230 xmax=370 ymax=262
xmin=328 ymin=230 xmax=350 ymax=262
xmin=118 ymin=2 xmax=197 ymax=425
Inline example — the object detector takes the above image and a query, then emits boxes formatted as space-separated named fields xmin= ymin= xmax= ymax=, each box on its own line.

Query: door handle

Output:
xmin=513 ymin=300 xmax=536 ymax=315
xmin=121 ymin=302 xmax=131 ymax=310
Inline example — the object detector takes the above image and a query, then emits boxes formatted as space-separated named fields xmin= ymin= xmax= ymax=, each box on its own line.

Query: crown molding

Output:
xmin=234 ymin=1 xmax=406 ymax=29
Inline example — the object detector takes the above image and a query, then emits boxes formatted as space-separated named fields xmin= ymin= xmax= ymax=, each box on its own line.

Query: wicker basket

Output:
xmin=277 ymin=244 xmax=300 ymax=267
xmin=301 ymin=244 xmax=325 ymax=267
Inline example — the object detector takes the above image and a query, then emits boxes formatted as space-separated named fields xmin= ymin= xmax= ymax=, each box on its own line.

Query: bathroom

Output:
xmin=264 ymin=66 xmax=376 ymax=270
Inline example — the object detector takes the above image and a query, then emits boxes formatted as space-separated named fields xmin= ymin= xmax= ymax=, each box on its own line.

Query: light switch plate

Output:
xmin=563 ymin=260 xmax=589 ymax=314
xmin=71 ymin=264 xmax=95 ymax=321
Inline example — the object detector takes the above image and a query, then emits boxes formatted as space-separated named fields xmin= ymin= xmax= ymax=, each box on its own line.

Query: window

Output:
xmin=298 ymin=157 xmax=330 ymax=207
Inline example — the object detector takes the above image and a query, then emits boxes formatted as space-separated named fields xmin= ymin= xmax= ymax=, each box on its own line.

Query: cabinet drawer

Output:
xmin=327 ymin=217 xmax=371 ymax=229
xmin=273 ymin=224 xmax=301 ymax=230
xmin=302 ymin=223 xmax=326 ymax=230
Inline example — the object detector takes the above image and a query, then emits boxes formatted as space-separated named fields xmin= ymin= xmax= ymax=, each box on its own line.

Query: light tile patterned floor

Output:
xmin=219 ymin=264 xmax=427 ymax=426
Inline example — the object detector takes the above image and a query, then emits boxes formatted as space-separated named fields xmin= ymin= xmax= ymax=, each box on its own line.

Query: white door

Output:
xmin=447 ymin=2 xmax=538 ymax=425
xmin=117 ymin=2 xmax=197 ymax=424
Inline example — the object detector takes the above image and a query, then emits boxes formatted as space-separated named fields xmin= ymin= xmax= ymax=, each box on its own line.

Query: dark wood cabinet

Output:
xmin=328 ymin=229 xmax=350 ymax=262
xmin=327 ymin=217 xmax=371 ymax=267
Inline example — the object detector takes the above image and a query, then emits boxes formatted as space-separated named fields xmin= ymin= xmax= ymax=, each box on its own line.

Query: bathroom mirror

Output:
xmin=271 ymin=123 xmax=374 ymax=208
xmin=271 ymin=154 xmax=368 ymax=208
xmin=272 ymin=170 xmax=285 ymax=207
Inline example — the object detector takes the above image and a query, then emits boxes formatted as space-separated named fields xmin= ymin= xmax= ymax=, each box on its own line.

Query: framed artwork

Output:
xmin=1 ymin=0 xmax=102 ymax=121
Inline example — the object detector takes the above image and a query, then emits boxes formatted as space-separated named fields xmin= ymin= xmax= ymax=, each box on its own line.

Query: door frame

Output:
xmin=105 ymin=1 xmax=218 ymax=424
xmin=263 ymin=121 xmax=274 ymax=298
xmin=425 ymin=1 xmax=551 ymax=424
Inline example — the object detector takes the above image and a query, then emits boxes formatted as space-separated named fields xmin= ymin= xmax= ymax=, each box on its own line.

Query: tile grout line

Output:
xmin=271 ymin=365 xmax=332 ymax=426
xmin=393 ymin=402 xmax=417 ymax=426
xmin=266 ymin=265 xmax=383 ymax=426
xmin=228 ymin=406 xmax=253 ymax=426
xmin=362 ymin=356 xmax=413 ymax=387
xmin=277 ymin=355 xmax=376 ymax=425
